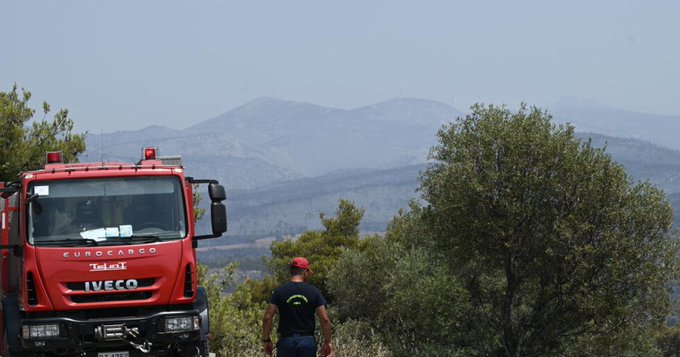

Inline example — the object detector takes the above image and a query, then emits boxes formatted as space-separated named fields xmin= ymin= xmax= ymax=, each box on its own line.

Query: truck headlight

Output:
xmin=164 ymin=316 xmax=199 ymax=332
xmin=22 ymin=324 xmax=60 ymax=339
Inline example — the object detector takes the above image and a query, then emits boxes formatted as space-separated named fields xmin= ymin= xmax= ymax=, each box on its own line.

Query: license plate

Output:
xmin=97 ymin=352 xmax=129 ymax=357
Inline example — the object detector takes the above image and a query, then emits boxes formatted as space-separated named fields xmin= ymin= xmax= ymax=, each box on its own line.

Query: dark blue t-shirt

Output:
xmin=269 ymin=282 xmax=327 ymax=336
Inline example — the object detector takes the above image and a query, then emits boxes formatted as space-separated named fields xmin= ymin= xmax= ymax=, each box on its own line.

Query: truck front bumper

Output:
xmin=20 ymin=309 xmax=203 ymax=355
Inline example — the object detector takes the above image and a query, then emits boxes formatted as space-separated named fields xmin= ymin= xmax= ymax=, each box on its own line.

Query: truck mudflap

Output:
xmin=10 ymin=288 xmax=210 ymax=357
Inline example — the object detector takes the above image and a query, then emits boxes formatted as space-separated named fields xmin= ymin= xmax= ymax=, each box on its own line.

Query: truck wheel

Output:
xmin=2 ymin=331 xmax=30 ymax=357
xmin=2 ymin=331 xmax=8 ymax=357
xmin=198 ymin=338 xmax=209 ymax=357
xmin=3 ymin=330 xmax=12 ymax=357
xmin=2 ymin=331 xmax=25 ymax=357
xmin=177 ymin=339 xmax=208 ymax=357
xmin=3 ymin=295 xmax=25 ymax=357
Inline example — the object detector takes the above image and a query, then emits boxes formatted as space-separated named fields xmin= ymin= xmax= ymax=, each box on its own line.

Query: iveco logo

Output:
xmin=90 ymin=262 xmax=127 ymax=272
xmin=85 ymin=279 xmax=138 ymax=292
xmin=63 ymin=247 xmax=157 ymax=258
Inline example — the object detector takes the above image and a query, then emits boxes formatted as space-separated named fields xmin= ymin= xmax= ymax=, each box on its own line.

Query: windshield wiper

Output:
xmin=37 ymin=238 xmax=99 ymax=247
xmin=112 ymin=235 xmax=162 ymax=244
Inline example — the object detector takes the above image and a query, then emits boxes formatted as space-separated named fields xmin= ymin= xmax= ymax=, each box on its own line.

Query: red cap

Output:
xmin=291 ymin=257 xmax=312 ymax=272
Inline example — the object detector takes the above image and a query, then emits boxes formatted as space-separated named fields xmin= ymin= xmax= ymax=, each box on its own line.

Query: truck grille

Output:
xmin=65 ymin=278 xmax=156 ymax=304
xmin=71 ymin=292 xmax=153 ymax=303
xmin=183 ymin=264 xmax=193 ymax=298
xmin=65 ymin=278 xmax=156 ymax=291
xmin=27 ymin=273 xmax=38 ymax=306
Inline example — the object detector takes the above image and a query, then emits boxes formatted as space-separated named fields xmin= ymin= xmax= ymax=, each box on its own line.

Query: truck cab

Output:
xmin=0 ymin=149 xmax=226 ymax=357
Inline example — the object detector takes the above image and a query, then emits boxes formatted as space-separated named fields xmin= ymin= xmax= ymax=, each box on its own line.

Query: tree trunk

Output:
xmin=502 ymin=254 xmax=518 ymax=357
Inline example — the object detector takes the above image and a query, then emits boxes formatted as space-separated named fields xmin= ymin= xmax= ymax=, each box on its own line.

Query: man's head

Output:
xmin=290 ymin=257 xmax=313 ymax=278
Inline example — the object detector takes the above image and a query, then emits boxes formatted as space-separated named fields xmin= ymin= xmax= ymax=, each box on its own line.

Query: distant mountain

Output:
xmin=668 ymin=194 xmax=680 ymax=227
xmin=197 ymin=133 xmax=680 ymax=243
xmin=83 ymin=96 xmax=680 ymax=194
xmin=84 ymin=129 xmax=297 ymax=190
xmin=188 ymin=97 xmax=461 ymax=175
xmin=579 ymin=133 xmax=680 ymax=195
xmin=224 ymin=164 xmax=425 ymax=236
xmin=80 ymin=97 xmax=680 ymax=267
xmin=550 ymin=99 xmax=680 ymax=151
xmin=85 ymin=97 xmax=462 ymax=189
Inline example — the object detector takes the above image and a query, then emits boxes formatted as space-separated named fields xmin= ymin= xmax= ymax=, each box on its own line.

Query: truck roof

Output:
xmin=22 ymin=159 xmax=185 ymax=180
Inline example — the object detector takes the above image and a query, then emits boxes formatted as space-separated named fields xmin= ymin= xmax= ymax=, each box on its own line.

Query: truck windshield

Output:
xmin=27 ymin=177 xmax=187 ymax=246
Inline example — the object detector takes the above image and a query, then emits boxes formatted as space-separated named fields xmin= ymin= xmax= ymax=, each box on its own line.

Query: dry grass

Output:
xmin=332 ymin=333 xmax=392 ymax=357
xmin=211 ymin=320 xmax=392 ymax=357
xmin=212 ymin=339 xmax=392 ymax=357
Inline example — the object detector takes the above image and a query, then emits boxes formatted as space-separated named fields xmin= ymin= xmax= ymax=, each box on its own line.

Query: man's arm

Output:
xmin=316 ymin=305 xmax=333 ymax=356
xmin=262 ymin=303 xmax=277 ymax=356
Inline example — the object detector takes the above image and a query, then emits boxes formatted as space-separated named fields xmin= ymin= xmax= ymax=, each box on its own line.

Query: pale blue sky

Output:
xmin=1 ymin=1 xmax=679 ymax=132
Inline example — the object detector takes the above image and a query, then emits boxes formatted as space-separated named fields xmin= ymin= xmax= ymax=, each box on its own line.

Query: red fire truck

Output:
xmin=0 ymin=148 xmax=227 ymax=356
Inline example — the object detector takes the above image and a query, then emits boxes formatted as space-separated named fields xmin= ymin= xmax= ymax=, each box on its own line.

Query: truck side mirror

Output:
xmin=208 ymin=183 xmax=227 ymax=236
xmin=211 ymin=202 xmax=227 ymax=235
xmin=191 ymin=180 xmax=228 ymax=240
xmin=0 ymin=182 xmax=20 ymax=199
xmin=208 ymin=183 xmax=226 ymax=201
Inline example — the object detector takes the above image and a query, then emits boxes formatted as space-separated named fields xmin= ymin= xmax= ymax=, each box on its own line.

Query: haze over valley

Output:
xmin=82 ymin=97 xmax=680 ymax=267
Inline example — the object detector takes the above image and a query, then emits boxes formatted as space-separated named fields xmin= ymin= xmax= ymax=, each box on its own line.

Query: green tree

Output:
xmin=0 ymin=84 xmax=86 ymax=182
xmin=420 ymin=104 xmax=678 ymax=356
xmin=268 ymin=199 xmax=364 ymax=299
xmin=192 ymin=184 xmax=206 ymax=223
xmin=328 ymin=235 xmax=475 ymax=355
xmin=656 ymin=324 xmax=680 ymax=357
xmin=197 ymin=263 xmax=266 ymax=356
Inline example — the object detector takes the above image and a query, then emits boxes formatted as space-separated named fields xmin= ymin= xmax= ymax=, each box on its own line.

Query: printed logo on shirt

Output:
xmin=286 ymin=294 xmax=309 ymax=306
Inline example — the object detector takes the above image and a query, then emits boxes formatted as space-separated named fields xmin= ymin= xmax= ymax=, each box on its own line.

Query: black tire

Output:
xmin=176 ymin=340 xmax=208 ymax=357
xmin=195 ymin=286 xmax=210 ymax=357
xmin=198 ymin=338 xmax=209 ymax=357
xmin=2 ymin=331 xmax=9 ymax=357
xmin=3 ymin=296 xmax=25 ymax=357
xmin=2 ymin=331 xmax=26 ymax=357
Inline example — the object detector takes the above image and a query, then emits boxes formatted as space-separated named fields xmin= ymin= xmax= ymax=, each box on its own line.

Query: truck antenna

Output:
xmin=100 ymin=128 xmax=104 ymax=163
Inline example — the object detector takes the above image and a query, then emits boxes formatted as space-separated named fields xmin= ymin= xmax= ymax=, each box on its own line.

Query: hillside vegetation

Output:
xmin=551 ymin=99 xmax=680 ymax=151
xmin=196 ymin=133 xmax=680 ymax=245
xmin=202 ymin=105 xmax=680 ymax=356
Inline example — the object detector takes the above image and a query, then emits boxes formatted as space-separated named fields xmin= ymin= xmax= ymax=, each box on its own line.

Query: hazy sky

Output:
xmin=2 ymin=1 xmax=679 ymax=133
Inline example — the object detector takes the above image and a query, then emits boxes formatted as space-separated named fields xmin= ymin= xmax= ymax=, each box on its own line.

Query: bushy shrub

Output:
xmin=328 ymin=236 xmax=473 ymax=355
xmin=268 ymin=199 xmax=364 ymax=300
xmin=198 ymin=263 xmax=266 ymax=356
xmin=329 ymin=319 xmax=392 ymax=357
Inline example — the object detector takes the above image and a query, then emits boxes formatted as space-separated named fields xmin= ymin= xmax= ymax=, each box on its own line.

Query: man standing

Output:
xmin=262 ymin=257 xmax=332 ymax=357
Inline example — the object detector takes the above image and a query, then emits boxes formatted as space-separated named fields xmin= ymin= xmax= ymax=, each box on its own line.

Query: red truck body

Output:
xmin=0 ymin=151 xmax=226 ymax=357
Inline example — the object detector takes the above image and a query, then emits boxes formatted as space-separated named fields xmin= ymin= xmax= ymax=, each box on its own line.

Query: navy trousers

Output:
xmin=277 ymin=334 xmax=316 ymax=357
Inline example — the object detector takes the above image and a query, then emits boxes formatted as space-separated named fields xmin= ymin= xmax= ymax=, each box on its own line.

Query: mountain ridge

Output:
xmin=208 ymin=132 xmax=680 ymax=242
xmin=85 ymin=97 xmax=464 ymax=186
xmin=85 ymin=97 xmax=680 ymax=191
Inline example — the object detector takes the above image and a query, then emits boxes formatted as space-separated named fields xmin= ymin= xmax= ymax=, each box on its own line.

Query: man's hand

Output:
xmin=263 ymin=340 xmax=273 ymax=356
xmin=262 ymin=303 xmax=277 ymax=356
xmin=322 ymin=341 xmax=333 ymax=357
xmin=316 ymin=305 xmax=333 ymax=356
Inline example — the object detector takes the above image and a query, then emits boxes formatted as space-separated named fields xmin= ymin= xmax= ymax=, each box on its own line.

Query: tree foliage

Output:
xmin=420 ymin=104 xmax=678 ymax=356
xmin=199 ymin=103 xmax=679 ymax=356
xmin=197 ymin=200 xmax=370 ymax=354
xmin=192 ymin=184 xmax=206 ymax=223
xmin=655 ymin=324 xmax=680 ymax=357
xmin=328 ymin=235 xmax=476 ymax=355
xmin=197 ymin=263 xmax=266 ymax=356
xmin=268 ymin=199 xmax=364 ymax=299
xmin=0 ymin=84 xmax=86 ymax=182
